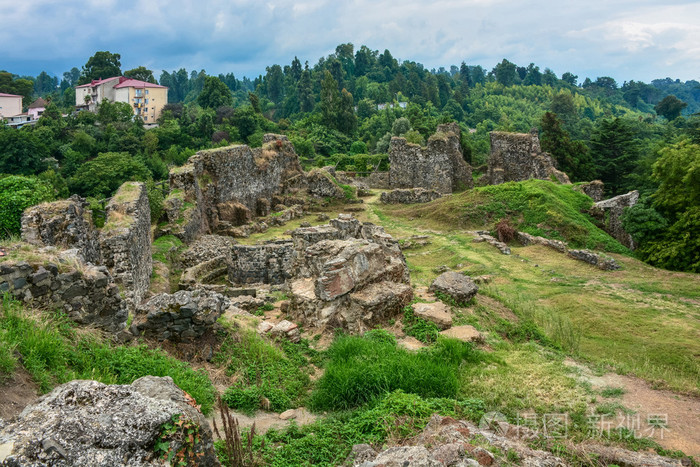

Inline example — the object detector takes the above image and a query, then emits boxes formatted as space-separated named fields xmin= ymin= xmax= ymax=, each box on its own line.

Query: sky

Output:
xmin=2 ymin=0 xmax=700 ymax=85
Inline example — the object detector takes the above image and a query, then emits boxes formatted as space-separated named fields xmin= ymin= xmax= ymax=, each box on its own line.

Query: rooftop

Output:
xmin=0 ymin=92 xmax=22 ymax=98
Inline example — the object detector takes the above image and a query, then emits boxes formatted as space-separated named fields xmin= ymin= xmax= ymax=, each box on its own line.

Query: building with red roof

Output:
xmin=75 ymin=76 xmax=168 ymax=123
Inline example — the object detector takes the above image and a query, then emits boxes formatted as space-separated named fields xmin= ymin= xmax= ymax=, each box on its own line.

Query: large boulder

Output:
xmin=0 ymin=376 xmax=218 ymax=466
xmin=429 ymin=271 xmax=479 ymax=304
xmin=287 ymin=215 xmax=413 ymax=333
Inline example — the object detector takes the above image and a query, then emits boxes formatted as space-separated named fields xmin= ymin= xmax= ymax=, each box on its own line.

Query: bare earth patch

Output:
xmin=0 ymin=368 xmax=39 ymax=421
xmin=566 ymin=359 xmax=700 ymax=457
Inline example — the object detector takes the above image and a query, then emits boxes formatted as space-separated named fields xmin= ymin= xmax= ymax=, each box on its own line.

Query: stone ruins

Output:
xmin=487 ymin=129 xmax=570 ymax=185
xmin=594 ymin=190 xmax=640 ymax=250
xmin=388 ymin=122 xmax=473 ymax=194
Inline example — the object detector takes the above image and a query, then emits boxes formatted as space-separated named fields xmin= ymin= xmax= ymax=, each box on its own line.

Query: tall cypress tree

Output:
xmin=590 ymin=118 xmax=638 ymax=195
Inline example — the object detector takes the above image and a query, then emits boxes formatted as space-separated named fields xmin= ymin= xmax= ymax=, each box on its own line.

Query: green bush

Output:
xmin=0 ymin=176 xmax=54 ymax=237
xmin=68 ymin=151 xmax=151 ymax=199
xmin=310 ymin=334 xmax=484 ymax=411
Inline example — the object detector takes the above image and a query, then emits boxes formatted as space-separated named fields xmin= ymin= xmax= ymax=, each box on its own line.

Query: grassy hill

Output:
xmin=382 ymin=179 xmax=629 ymax=253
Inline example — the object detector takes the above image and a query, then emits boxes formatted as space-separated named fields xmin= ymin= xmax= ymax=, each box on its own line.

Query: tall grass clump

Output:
xmin=310 ymin=333 xmax=486 ymax=411
xmin=216 ymin=329 xmax=311 ymax=415
xmin=0 ymin=295 xmax=216 ymax=414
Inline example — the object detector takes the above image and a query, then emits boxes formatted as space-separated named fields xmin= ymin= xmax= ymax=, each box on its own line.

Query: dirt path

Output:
xmin=207 ymin=408 xmax=317 ymax=439
xmin=566 ymin=359 xmax=700 ymax=457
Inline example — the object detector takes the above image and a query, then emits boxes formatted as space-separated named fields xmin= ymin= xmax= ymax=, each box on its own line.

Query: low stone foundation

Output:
xmin=380 ymin=188 xmax=443 ymax=204
xmin=228 ymin=241 xmax=295 ymax=286
xmin=0 ymin=260 xmax=127 ymax=333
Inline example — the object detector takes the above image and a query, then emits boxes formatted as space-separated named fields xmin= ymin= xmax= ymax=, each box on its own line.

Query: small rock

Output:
xmin=429 ymin=271 xmax=478 ymax=304
xmin=473 ymin=447 xmax=495 ymax=466
xmin=440 ymin=325 xmax=484 ymax=344
xmin=399 ymin=336 xmax=426 ymax=351
xmin=257 ymin=321 xmax=274 ymax=334
xmin=279 ymin=409 xmax=296 ymax=420
xmin=413 ymin=302 xmax=452 ymax=330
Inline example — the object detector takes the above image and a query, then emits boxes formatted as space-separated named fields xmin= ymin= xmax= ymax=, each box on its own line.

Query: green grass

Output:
xmin=383 ymin=179 xmax=629 ymax=253
xmin=152 ymin=234 xmax=184 ymax=263
xmin=600 ymin=386 xmax=625 ymax=398
xmin=252 ymin=390 xmax=485 ymax=467
xmin=309 ymin=332 xmax=487 ymax=411
xmin=360 ymin=198 xmax=700 ymax=395
xmin=216 ymin=329 xmax=313 ymax=415
xmin=0 ymin=295 xmax=216 ymax=414
xmin=402 ymin=304 xmax=440 ymax=344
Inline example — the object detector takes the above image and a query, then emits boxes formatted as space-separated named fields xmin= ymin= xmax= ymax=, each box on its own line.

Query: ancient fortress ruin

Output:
xmin=487 ymin=129 xmax=570 ymax=185
xmin=0 ymin=126 xmax=638 ymax=344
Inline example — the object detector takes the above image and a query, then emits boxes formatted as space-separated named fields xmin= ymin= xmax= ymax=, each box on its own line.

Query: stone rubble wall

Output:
xmin=594 ymin=190 xmax=639 ymax=250
xmin=228 ymin=241 xmax=295 ymax=286
xmin=132 ymin=289 xmax=230 ymax=341
xmin=99 ymin=182 xmax=152 ymax=306
xmin=379 ymin=188 xmax=443 ymax=204
xmin=306 ymin=168 xmax=346 ymax=198
xmin=575 ymin=180 xmax=605 ymax=201
xmin=488 ymin=129 xmax=571 ymax=185
xmin=21 ymin=195 xmax=102 ymax=264
xmin=162 ymin=135 xmax=305 ymax=240
xmin=0 ymin=260 xmax=127 ymax=333
xmin=516 ymin=231 xmax=620 ymax=270
xmin=388 ymin=123 xmax=473 ymax=194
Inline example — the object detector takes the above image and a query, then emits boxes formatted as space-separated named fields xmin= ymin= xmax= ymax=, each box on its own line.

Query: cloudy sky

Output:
xmin=2 ymin=0 xmax=699 ymax=84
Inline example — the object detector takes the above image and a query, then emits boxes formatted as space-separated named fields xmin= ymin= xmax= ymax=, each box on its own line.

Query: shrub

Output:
xmin=495 ymin=218 xmax=516 ymax=243
xmin=402 ymin=305 xmax=440 ymax=344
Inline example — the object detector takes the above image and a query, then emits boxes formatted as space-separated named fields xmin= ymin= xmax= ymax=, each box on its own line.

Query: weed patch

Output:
xmin=402 ymin=305 xmax=440 ymax=344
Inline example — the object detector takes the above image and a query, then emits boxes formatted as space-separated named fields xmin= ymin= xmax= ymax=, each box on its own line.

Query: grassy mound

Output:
xmin=384 ymin=179 xmax=628 ymax=253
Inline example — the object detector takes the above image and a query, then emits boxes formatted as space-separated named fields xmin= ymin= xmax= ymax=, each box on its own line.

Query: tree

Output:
xmin=589 ymin=118 xmax=638 ymax=195
xmin=651 ymin=139 xmax=700 ymax=221
xmin=0 ymin=127 xmax=48 ymax=175
xmin=561 ymin=72 xmax=578 ymax=86
xmin=197 ymin=76 xmax=233 ymax=109
xmin=654 ymin=95 xmax=687 ymax=121
xmin=459 ymin=62 xmax=472 ymax=89
xmin=0 ymin=71 xmax=34 ymax=105
xmin=492 ymin=59 xmax=517 ymax=86
xmin=298 ymin=65 xmax=314 ymax=113
xmin=79 ymin=51 xmax=122 ymax=84
xmin=336 ymin=89 xmax=357 ymax=135
xmin=69 ymin=152 xmax=150 ymax=199
xmin=0 ymin=176 xmax=54 ymax=237
xmin=34 ymin=71 xmax=58 ymax=95
xmin=62 ymin=67 xmax=81 ymax=90
xmin=540 ymin=112 xmax=591 ymax=181
xmin=124 ymin=66 xmax=156 ymax=83
xmin=264 ymin=64 xmax=284 ymax=104
xmin=319 ymin=70 xmax=340 ymax=129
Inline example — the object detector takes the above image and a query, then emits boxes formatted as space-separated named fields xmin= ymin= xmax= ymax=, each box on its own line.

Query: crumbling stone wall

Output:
xmin=228 ymin=241 xmax=295 ymax=285
xmin=0 ymin=260 xmax=127 ymax=333
xmin=487 ymin=129 xmax=571 ymax=185
xmin=380 ymin=188 xmax=443 ymax=204
xmin=162 ymin=134 xmax=305 ymax=240
xmin=99 ymin=182 xmax=152 ymax=305
xmin=594 ymin=190 xmax=639 ymax=249
xmin=21 ymin=195 xmax=101 ymax=264
xmin=389 ymin=123 xmax=473 ymax=193
xmin=132 ymin=289 xmax=229 ymax=341
xmin=307 ymin=168 xmax=346 ymax=199
xmin=575 ymin=180 xmax=605 ymax=202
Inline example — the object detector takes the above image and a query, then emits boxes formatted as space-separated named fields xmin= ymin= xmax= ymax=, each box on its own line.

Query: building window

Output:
xmin=144 ymin=116 xmax=148 ymax=121
xmin=145 ymin=98 xmax=149 ymax=104
xmin=145 ymin=90 xmax=149 ymax=95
